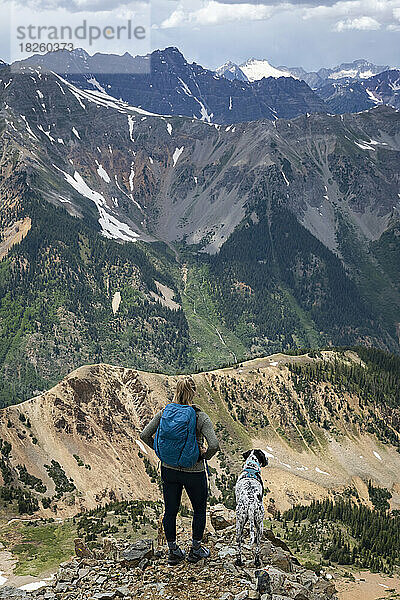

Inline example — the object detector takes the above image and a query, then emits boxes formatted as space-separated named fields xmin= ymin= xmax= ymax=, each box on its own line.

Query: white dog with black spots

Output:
xmin=235 ymin=449 xmax=269 ymax=567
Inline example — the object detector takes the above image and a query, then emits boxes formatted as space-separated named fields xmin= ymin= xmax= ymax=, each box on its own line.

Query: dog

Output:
xmin=235 ymin=449 xmax=268 ymax=567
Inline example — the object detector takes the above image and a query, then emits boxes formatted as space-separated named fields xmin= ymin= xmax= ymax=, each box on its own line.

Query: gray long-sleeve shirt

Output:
xmin=140 ymin=404 xmax=219 ymax=472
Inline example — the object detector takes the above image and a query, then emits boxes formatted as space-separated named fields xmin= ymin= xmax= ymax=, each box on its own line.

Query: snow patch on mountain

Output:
xmin=355 ymin=140 xmax=376 ymax=151
xmin=95 ymin=161 xmax=111 ymax=183
xmin=112 ymin=291 xmax=121 ymax=315
xmin=216 ymin=61 xmax=249 ymax=83
xmin=177 ymin=77 xmax=213 ymax=122
xmin=53 ymin=73 xmax=162 ymax=118
xmin=57 ymin=168 xmax=139 ymax=242
xmin=20 ymin=115 xmax=37 ymax=139
xmin=128 ymin=115 xmax=135 ymax=142
xmin=37 ymin=124 xmax=55 ymax=142
xmin=240 ymin=58 xmax=294 ymax=82
xmin=87 ymin=77 xmax=107 ymax=95
xmin=129 ymin=163 xmax=135 ymax=191
xmin=69 ymin=88 xmax=86 ymax=110
xmin=172 ymin=147 xmax=184 ymax=167
xmin=366 ymin=88 xmax=383 ymax=104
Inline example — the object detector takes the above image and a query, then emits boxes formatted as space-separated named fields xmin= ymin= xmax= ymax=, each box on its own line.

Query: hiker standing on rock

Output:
xmin=140 ymin=377 xmax=219 ymax=565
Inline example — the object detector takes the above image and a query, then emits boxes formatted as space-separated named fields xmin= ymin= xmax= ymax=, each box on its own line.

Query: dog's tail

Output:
xmin=248 ymin=505 xmax=257 ymax=546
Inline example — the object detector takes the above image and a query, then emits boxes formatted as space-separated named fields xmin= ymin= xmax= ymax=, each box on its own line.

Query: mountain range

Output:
xmin=13 ymin=47 xmax=327 ymax=124
xmin=0 ymin=53 xmax=400 ymax=404
xmin=217 ymin=58 xmax=397 ymax=88
xmin=11 ymin=48 xmax=400 ymax=123
xmin=217 ymin=57 xmax=400 ymax=114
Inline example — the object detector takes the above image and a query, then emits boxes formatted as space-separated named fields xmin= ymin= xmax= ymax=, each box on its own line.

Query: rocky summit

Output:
xmin=4 ymin=512 xmax=337 ymax=600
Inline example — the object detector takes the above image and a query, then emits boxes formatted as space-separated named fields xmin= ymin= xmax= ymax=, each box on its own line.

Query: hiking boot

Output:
xmin=187 ymin=544 xmax=210 ymax=563
xmin=168 ymin=546 xmax=185 ymax=565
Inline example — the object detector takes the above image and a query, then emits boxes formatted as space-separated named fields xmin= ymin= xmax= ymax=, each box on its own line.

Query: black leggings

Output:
xmin=161 ymin=465 xmax=208 ymax=542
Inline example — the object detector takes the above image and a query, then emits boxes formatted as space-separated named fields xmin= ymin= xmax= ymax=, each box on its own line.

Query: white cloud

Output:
xmin=160 ymin=1 xmax=274 ymax=28
xmin=303 ymin=0 xmax=400 ymax=31
xmin=335 ymin=15 xmax=381 ymax=30
xmin=157 ymin=0 xmax=400 ymax=32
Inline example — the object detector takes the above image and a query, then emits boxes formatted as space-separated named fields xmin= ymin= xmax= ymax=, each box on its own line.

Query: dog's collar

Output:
xmin=244 ymin=466 xmax=259 ymax=476
xmin=245 ymin=458 xmax=261 ymax=473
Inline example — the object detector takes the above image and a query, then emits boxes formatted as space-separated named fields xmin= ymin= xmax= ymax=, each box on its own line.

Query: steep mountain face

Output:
xmin=216 ymin=61 xmax=248 ymax=82
xmin=16 ymin=47 xmax=327 ymax=123
xmin=1 ymin=63 xmax=400 ymax=401
xmin=319 ymin=69 xmax=400 ymax=114
xmin=3 ymin=64 xmax=399 ymax=251
xmin=0 ymin=349 xmax=400 ymax=517
xmin=277 ymin=65 xmax=324 ymax=90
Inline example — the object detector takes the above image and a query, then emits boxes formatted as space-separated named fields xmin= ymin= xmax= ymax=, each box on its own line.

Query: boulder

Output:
xmin=210 ymin=504 xmax=235 ymax=531
xmin=297 ymin=570 xmax=318 ymax=589
xmin=282 ymin=581 xmax=309 ymax=600
xmin=74 ymin=537 xmax=94 ymax=559
xmin=312 ymin=579 xmax=337 ymax=597
xmin=58 ymin=567 xmax=78 ymax=582
xmin=267 ymin=548 xmax=293 ymax=573
xmin=262 ymin=567 xmax=286 ymax=593
xmin=121 ymin=539 xmax=154 ymax=567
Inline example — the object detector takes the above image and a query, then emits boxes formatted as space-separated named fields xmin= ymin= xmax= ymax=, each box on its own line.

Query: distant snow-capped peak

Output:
xmin=327 ymin=60 xmax=395 ymax=81
xmin=216 ymin=61 xmax=248 ymax=82
xmin=239 ymin=58 xmax=295 ymax=81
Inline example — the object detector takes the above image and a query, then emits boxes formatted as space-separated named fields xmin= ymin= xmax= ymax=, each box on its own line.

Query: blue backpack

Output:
xmin=154 ymin=404 xmax=199 ymax=468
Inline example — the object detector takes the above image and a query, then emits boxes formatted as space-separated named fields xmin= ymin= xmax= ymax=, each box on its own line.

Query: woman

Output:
xmin=140 ymin=376 xmax=219 ymax=565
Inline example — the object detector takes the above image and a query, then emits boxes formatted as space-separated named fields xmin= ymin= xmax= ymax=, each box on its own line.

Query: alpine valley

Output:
xmin=1 ymin=50 xmax=400 ymax=404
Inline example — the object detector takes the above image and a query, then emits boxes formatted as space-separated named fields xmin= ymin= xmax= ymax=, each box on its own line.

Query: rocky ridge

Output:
xmin=0 ymin=511 xmax=337 ymax=600
xmin=1 ymin=351 xmax=400 ymax=517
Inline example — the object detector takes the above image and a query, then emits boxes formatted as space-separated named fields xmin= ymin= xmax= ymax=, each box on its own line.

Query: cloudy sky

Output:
xmin=1 ymin=0 xmax=399 ymax=70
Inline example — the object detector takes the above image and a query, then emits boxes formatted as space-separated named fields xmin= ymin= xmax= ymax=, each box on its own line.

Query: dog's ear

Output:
xmin=242 ymin=450 xmax=252 ymax=460
xmin=255 ymin=449 xmax=268 ymax=467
